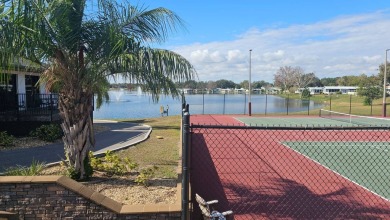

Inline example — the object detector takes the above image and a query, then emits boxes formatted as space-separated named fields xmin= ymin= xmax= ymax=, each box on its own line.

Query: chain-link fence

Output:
xmin=188 ymin=124 xmax=390 ymax=219
xmin=182 ymin=93 xmax=387 ymax=116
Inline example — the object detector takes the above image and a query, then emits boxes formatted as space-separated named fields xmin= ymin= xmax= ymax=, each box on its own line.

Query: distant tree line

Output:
xmin=111 ymin=63 xmax=389 ymax=96
xmin=110 ymin=73 xmax=382 ymax=92
xmin=110 ymin=63 xmax=389 ymax=107
xmin=110 ymin=73 xmax=381 ymax=92
xmin=273 ymin=66 xmax=384 ymax=93
xmin=174 ymin=79 xmax=273 ymax=90
xmin=273 ymin=64 xmax=388 ymax=105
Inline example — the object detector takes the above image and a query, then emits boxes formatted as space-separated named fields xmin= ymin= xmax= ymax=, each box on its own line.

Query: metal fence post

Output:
xmin=50 ymin=94 xmax=53 ymax=122
xmin=182 ymin=111 xmax=190 ymax=220
xmin=223 ymin=94 xmax=226 ymax=114
xmin=371 ymin=96 xmax=373 ymax=116
xmin=17 ymin=94 xmax=21 ymax=121
xmin=202 ymin=93 xmax=205 ymax=115
xmin=244 ymin=93 xmax=246 ymax=114
xmin=349 ymin=95 xmax=352 ymax=114
xmin=286 ymin=94 xmax=289 ymax=115
xmin=265 ymin=94 xmax=268 ymax=115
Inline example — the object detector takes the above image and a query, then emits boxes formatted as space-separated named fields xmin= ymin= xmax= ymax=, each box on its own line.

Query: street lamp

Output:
xmin=249 ymin=49 xmax=252 ymax=116
xmin=383 ymin=49 xmax=390 ymax=117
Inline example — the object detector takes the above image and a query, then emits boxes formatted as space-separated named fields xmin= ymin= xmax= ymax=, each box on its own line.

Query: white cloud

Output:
xmin=190 ymin=49 xmax=209 ymax=62
xmin=172 ymin=10 xmax=390 ymax=83
xmin=362 ymin=55 xmax=382 ymax=63
xmin=262 ymin=50 xmax=285 ymax=62
xmin=209 ymin=51 xmax=225 ymax=63
xmin=227 ymin=50 xmax=243 ymax=62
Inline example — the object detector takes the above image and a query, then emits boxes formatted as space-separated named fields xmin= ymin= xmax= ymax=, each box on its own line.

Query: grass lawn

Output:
xmin=279 ymin=93 xmax=386 ymax=116
xmin=114 ymin=116 xmax=181 ymax=179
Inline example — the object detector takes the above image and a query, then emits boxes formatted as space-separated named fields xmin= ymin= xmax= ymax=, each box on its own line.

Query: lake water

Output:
xmin=93 ymin=90 xmax=323 ymax=119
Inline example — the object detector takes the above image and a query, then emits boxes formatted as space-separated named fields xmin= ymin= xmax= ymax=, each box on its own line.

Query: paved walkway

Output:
xmin=0 ymin=120 xmax=151 ymax=172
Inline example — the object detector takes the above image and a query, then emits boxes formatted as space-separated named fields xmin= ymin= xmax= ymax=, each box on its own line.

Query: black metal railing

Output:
xmin=0 ymin=93 xmax=59 ymax=121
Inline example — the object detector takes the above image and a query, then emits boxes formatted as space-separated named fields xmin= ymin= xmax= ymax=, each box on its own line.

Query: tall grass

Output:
xmin=4 ymin=159 xmax=46 ymax=176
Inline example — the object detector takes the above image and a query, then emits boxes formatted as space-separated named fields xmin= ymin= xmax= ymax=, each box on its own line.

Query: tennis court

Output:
xmin=189 ymin=114 xmax=390 ymax=219
xmin=283 ymin=141 xmax=390 ymax=199
xmin=236 ymin=109 xmax=390 ymax=127
xmin=235 ymin=111 xmax=390 ymax=200
xmin=236 ymin=110 xmax=390 ymax=200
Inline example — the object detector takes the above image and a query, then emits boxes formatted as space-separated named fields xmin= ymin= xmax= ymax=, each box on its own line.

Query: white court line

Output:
xmin=281 ymin=141 xmax=390 ymax=203
xmin=335 ymin=141 xmax=389 ymax=153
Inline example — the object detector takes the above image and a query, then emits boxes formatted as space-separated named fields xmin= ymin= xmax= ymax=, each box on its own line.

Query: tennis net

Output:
xmin=319 ymin=109 xmax=390 ymax=126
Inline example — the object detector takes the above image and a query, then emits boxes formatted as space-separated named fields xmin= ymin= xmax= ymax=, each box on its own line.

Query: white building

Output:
xmin=266 ymin=87 xmax=282 ymax=94
xmin=179 ymin=88 xmax=193 ymax=94
xmin=295 ymin=86 xmax=359 ymax=95
xmin=235 ymin=88 xmax=246 ymax=94
xmin=322 ymin=86 xmax=358 ymax=95
xmin=295 ymin=87 xmax=324 ymax=95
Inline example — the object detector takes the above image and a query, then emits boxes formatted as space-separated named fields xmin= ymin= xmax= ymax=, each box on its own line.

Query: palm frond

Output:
xmin=2 ymin=0 xmax=195 ymax=106
xmin=122 ymin=6 xmax=185 ymax=43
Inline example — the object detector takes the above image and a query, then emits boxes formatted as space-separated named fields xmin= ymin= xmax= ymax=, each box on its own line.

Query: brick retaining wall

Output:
xmin=0 ymin=176 xmax=181 ymax=220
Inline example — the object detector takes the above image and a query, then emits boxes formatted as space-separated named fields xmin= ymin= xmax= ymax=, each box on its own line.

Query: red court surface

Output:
xmin=189 ymin=115 xmax=390 ymax=220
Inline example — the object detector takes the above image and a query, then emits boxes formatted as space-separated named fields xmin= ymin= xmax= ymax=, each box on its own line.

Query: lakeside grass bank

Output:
xmin=279 ymin=93 xmax=386 ymax=116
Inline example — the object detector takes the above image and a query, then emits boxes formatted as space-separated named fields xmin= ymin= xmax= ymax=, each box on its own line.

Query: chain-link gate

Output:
xmin=189 ymin=124 xmax=390 ymax=219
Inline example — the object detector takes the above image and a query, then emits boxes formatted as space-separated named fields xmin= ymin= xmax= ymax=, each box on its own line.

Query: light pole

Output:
xmin=249 ymin=49 xmax=252 ymax=116
xmin=383 ymin=49 xmax=390 ymax=117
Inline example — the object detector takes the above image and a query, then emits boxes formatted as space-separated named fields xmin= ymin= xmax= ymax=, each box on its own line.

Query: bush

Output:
xmin=63 ymin=164 xmax=80 ymax=180
xmin=30 ymin=124 xmax=63 ymax=142
xmin=90 ymin=150 xmax=138 ymax=176
xmin=363 ymin=97 xmax=373 ymax=106
xmin=4 ymin=159 xmax=45 ymax=176
xmin=301 ymin=88 xmax=311 ymax=99
xmin=84 ymin=154 xmax=94 ymax=179
xmin=61 ymin=153 xmax=94 ymax=181
xmin=135 ymin=166 xmax=158 ymax=186
xmin=0 ymin=131 xmax=14 ymax=148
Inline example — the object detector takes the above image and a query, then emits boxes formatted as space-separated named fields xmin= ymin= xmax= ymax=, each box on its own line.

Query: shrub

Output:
xmin=363 ymin=97 xmax=372 ymax=106
xmin=301 ymin=88 xmax=311 ymax=99
xmin=0 ymin=131 xmax=14 ymax=148
xmin=4 ymin=159 xmax=45 ymax=176
xmin=63 ymin=164 xmax=79 ymax=180
xmin=62 ymin=153 xmax=93 ymax=181
xmin=84 ymin=154 xmax=94 ymax=179
xmin=89 ymin=150 xmax=138 ymax=176
xmin=30 ymin=124 xmax=63 ymax=142
xmin=135 ymin=165 xmax=158 ymax=186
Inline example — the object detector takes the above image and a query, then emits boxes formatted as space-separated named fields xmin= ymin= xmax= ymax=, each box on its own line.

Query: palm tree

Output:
xmin=0 ymin=0 xmax=195 ymax=180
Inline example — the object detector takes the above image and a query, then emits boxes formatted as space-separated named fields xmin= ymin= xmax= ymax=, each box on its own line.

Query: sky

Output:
xmin=137 ymin=1 xmax=390 ymax=84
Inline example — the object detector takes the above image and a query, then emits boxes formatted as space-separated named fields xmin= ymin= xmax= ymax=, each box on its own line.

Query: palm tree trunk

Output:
xmin=59 ymin=89 xmax=94 ymax=180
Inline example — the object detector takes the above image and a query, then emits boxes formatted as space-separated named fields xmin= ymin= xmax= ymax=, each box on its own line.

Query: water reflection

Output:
xmin=93 ymin=92 xmax=323 ymax=119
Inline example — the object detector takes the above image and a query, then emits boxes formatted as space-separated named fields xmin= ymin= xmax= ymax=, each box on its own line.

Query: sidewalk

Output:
xmin=0 ymin=120 xmax=152 ymax=172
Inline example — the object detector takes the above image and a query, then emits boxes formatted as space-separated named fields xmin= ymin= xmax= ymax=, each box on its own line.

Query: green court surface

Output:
xmin=235 ymin=116 xmax=390 ymax=127
xmin=283 ymin=141 xmax=390 ymax=199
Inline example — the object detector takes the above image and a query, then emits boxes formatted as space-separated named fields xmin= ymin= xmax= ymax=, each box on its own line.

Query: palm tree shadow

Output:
xmin=190 ymin=133 xmax=231 ymax=219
